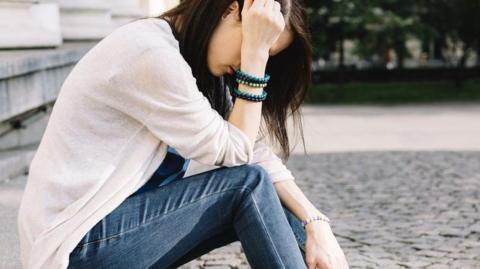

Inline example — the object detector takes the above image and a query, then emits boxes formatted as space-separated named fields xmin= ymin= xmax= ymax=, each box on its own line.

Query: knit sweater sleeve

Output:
xmin=251 ymin=134 xmax=296 ymax=183
xmin=106 ymin=46 xmax=254 ymax=167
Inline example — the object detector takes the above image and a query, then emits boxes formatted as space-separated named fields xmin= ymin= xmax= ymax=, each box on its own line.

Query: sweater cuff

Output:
xmin=261 ymin=164 xmax=295 ymax=183
xmin=225 ymin=121 xmax=255 ymax=165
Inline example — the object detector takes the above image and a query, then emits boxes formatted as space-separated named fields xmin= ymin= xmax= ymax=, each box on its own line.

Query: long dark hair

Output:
xmin=142 ymin=0 xmax=311 ymax=160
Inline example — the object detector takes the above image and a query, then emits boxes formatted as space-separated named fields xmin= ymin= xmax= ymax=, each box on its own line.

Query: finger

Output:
xmin=305 ymin=252 xmax=317 ymax=269
xmin=272 ymin=0 xmax=280 ymax=11
xmin=243 ymin=0 xmax=254 ymax=12
xmin=274 ymin=4 xmax=284 ymax=26
xmin=265 ymin=0 xmax=274 ymax=9
xmin=326 ymin=253 xmax=335 ymax=269
xmin=272 ymin=0 xmax=283 ymax=21
xmin=315 ymin=253 xmax=332 ymax=269
xmin=264 ymin=0 xmax=275 ymax=15
xmin=306 ymin=259 xmax=316 ymax=269
xmin=316 ymin=259 xmax=329 ymax=269
xmin=330 ymin=258 xmax=339 ymax=269
xmin=251 ymin=0 xmax=267 ymax=9
xmin=339 ymin=257 xmax=349 ymax=269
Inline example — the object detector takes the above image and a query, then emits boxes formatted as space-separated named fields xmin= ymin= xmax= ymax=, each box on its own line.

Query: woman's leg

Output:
xmin=166 ymin=205 xmax=307 ymax=268
xmin=68 ymin=164 xmax=307 ymax=269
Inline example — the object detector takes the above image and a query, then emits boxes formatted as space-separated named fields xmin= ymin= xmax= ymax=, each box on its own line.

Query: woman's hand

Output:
xmin=304 ymin=221 xmax=349 ymax=269
xmin=241 ymin=0 xmax=285 ymax=59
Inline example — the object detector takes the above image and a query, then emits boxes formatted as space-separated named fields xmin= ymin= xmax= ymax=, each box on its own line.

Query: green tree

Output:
xmin=306 ymin=0 xmax=423 ymax=69
xmin=353 ymin=0 xmax=423 ymax=69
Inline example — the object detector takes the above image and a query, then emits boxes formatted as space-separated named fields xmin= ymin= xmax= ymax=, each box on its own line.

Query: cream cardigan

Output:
xmin=17 ymin=17 xmax=295 ymax=269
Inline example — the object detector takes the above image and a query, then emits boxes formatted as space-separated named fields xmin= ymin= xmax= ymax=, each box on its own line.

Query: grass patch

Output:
xmin=307 ymin=80 xmax=480 ymax=104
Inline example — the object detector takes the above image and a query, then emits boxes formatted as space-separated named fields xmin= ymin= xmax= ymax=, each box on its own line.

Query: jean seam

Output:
xmin=291 ymin=219 xmax=306 ymax=252
xmin=73 ymin=186 xmax=249 ymax=250
xmin=294 ymin=232 xmax=306 ymax=252
xmin=249 ymin=190 xmax=287 ymax=269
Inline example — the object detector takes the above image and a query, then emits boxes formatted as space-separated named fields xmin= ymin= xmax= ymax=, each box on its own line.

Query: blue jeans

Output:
xmin=67 ymin=164 xmax=308 ymax=268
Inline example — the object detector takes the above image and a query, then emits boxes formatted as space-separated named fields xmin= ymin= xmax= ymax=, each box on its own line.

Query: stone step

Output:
xmin=0 ymin=1 xmax=62 ymax=49
xmin=0 ymin=174 xmax=27 ymax=269
xmin=0 ymin=144 xmax=37 ymax=184
xmin=59 ymin=0 xmax=114 ymax=40
xmin=0 ymin=41 xmax=96 ymax=123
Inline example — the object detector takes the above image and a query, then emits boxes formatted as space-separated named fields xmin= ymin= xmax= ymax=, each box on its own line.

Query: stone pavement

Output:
xmin=1 ymin=104 xmax=479 ymax=268
xmin=286 ymin=151 xmax=480 ymax=269
xmin=179 ymin=103 xmax=480 ymax=269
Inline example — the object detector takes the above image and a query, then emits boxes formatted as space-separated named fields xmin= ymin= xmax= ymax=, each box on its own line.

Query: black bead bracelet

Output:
xmin=230 ymin=87 xmax=267 ymax=102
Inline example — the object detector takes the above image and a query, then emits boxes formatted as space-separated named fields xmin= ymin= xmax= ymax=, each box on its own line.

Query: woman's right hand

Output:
xmin=241 ymin=0 xmax=285 ymax=57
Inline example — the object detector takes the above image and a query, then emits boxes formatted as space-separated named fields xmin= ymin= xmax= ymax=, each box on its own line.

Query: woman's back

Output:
xmin=17 ymin=18 xmax=197 ymax=269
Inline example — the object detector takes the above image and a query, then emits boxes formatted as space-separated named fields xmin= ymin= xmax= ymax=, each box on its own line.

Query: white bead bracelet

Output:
xmin=301 ymin=214 xmax=331 ymax=228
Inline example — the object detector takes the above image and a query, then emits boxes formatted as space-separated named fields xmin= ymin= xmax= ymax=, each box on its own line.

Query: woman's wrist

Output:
xmin=304 ymin=208 xmax=331 ymax=235
xmin=237 ymin=64 xmax=267 ymax=95
xmin=241 ymin=44 xmax=269 ymax=61
xmin=240 ymin=47 xmax=269 ymax=77
xmin=305 ymin=219 xmax=332 ymax=236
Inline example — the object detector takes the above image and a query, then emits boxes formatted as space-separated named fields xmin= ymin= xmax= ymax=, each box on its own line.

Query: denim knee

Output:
xmin=234 ymin=164 xmax=275 ymax=193
xmin=229 ymin=164 xmax=279 ymax=216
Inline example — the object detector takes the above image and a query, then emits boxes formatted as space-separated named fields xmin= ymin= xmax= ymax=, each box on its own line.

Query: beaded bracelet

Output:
xmin=301 ymin=214 xmax=331 ymax=228
xmin=230 ymin=86 xmax=267 ymax=102
xmin=234 ymin=69 xmax=270 ymax=84
xmin=236 ymin=78 xmax=268 ymax=88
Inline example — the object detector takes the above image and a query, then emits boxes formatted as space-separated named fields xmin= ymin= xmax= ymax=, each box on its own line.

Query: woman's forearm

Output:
xmin=273 ymin=179 xmax=330 ymax=234
xmin=227 ymin=49 xmax=269 ymax=146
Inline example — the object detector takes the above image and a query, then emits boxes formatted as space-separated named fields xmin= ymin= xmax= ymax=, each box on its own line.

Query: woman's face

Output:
xmin=207 ymin=1 xmax=294 ymax=77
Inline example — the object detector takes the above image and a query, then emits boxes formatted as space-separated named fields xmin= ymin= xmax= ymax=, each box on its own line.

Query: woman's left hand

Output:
xmin=303 ymin=221 xmax=349 ymax=269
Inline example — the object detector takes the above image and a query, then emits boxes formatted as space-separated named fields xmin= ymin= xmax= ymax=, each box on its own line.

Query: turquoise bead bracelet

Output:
xmin=234 ymin=69 xmax=270 ymax=84
xmin=230 ymin=86 xmax=267 ymax=102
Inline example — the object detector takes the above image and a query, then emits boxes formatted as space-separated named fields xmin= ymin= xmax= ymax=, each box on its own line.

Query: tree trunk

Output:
xmin=337 ymin=18 xmax=345 ymax=90
xmin=454 ymin=48 xmax=470 ymax=88
xmin=477 ymin=45 xmax=480 ymax=67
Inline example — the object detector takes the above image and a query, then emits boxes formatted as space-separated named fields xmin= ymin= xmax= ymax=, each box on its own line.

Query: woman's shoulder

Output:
xmin=107 ymin=17 xmax=180 ymax=53
xmin=102 ymin=18 xmax=190 ymax=75
xmin=72 ymin=17 xmax=183 ymax=79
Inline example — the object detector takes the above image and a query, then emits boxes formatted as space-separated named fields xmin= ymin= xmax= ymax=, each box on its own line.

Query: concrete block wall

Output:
xmin=0 ymin=42 xmax=96 ymax=183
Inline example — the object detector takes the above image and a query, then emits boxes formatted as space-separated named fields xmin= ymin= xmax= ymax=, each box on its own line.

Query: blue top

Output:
xmin=132 ymin=146 xmax=190 ymax=195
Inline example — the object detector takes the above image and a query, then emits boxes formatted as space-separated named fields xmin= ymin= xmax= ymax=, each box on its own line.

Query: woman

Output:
xmin=17 ymin=0 xmax=348 ymax=268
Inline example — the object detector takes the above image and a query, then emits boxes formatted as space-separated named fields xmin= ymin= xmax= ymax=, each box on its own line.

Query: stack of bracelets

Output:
xmin=230 ymin=69 xmax=270 ymax=102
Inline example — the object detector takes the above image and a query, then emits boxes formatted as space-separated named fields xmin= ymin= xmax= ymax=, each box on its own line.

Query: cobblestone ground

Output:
xmin=180 ymin=151 xmax=480 ymax=269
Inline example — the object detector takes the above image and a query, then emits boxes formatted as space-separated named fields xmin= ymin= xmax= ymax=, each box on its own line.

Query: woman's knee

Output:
xmin=230 ymin=164 xmax=277 ymax=202
xmin=222 ymin=161 xmax=273 ymax=191
xmin=233 ymin=164 xmax=275 ymax=192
